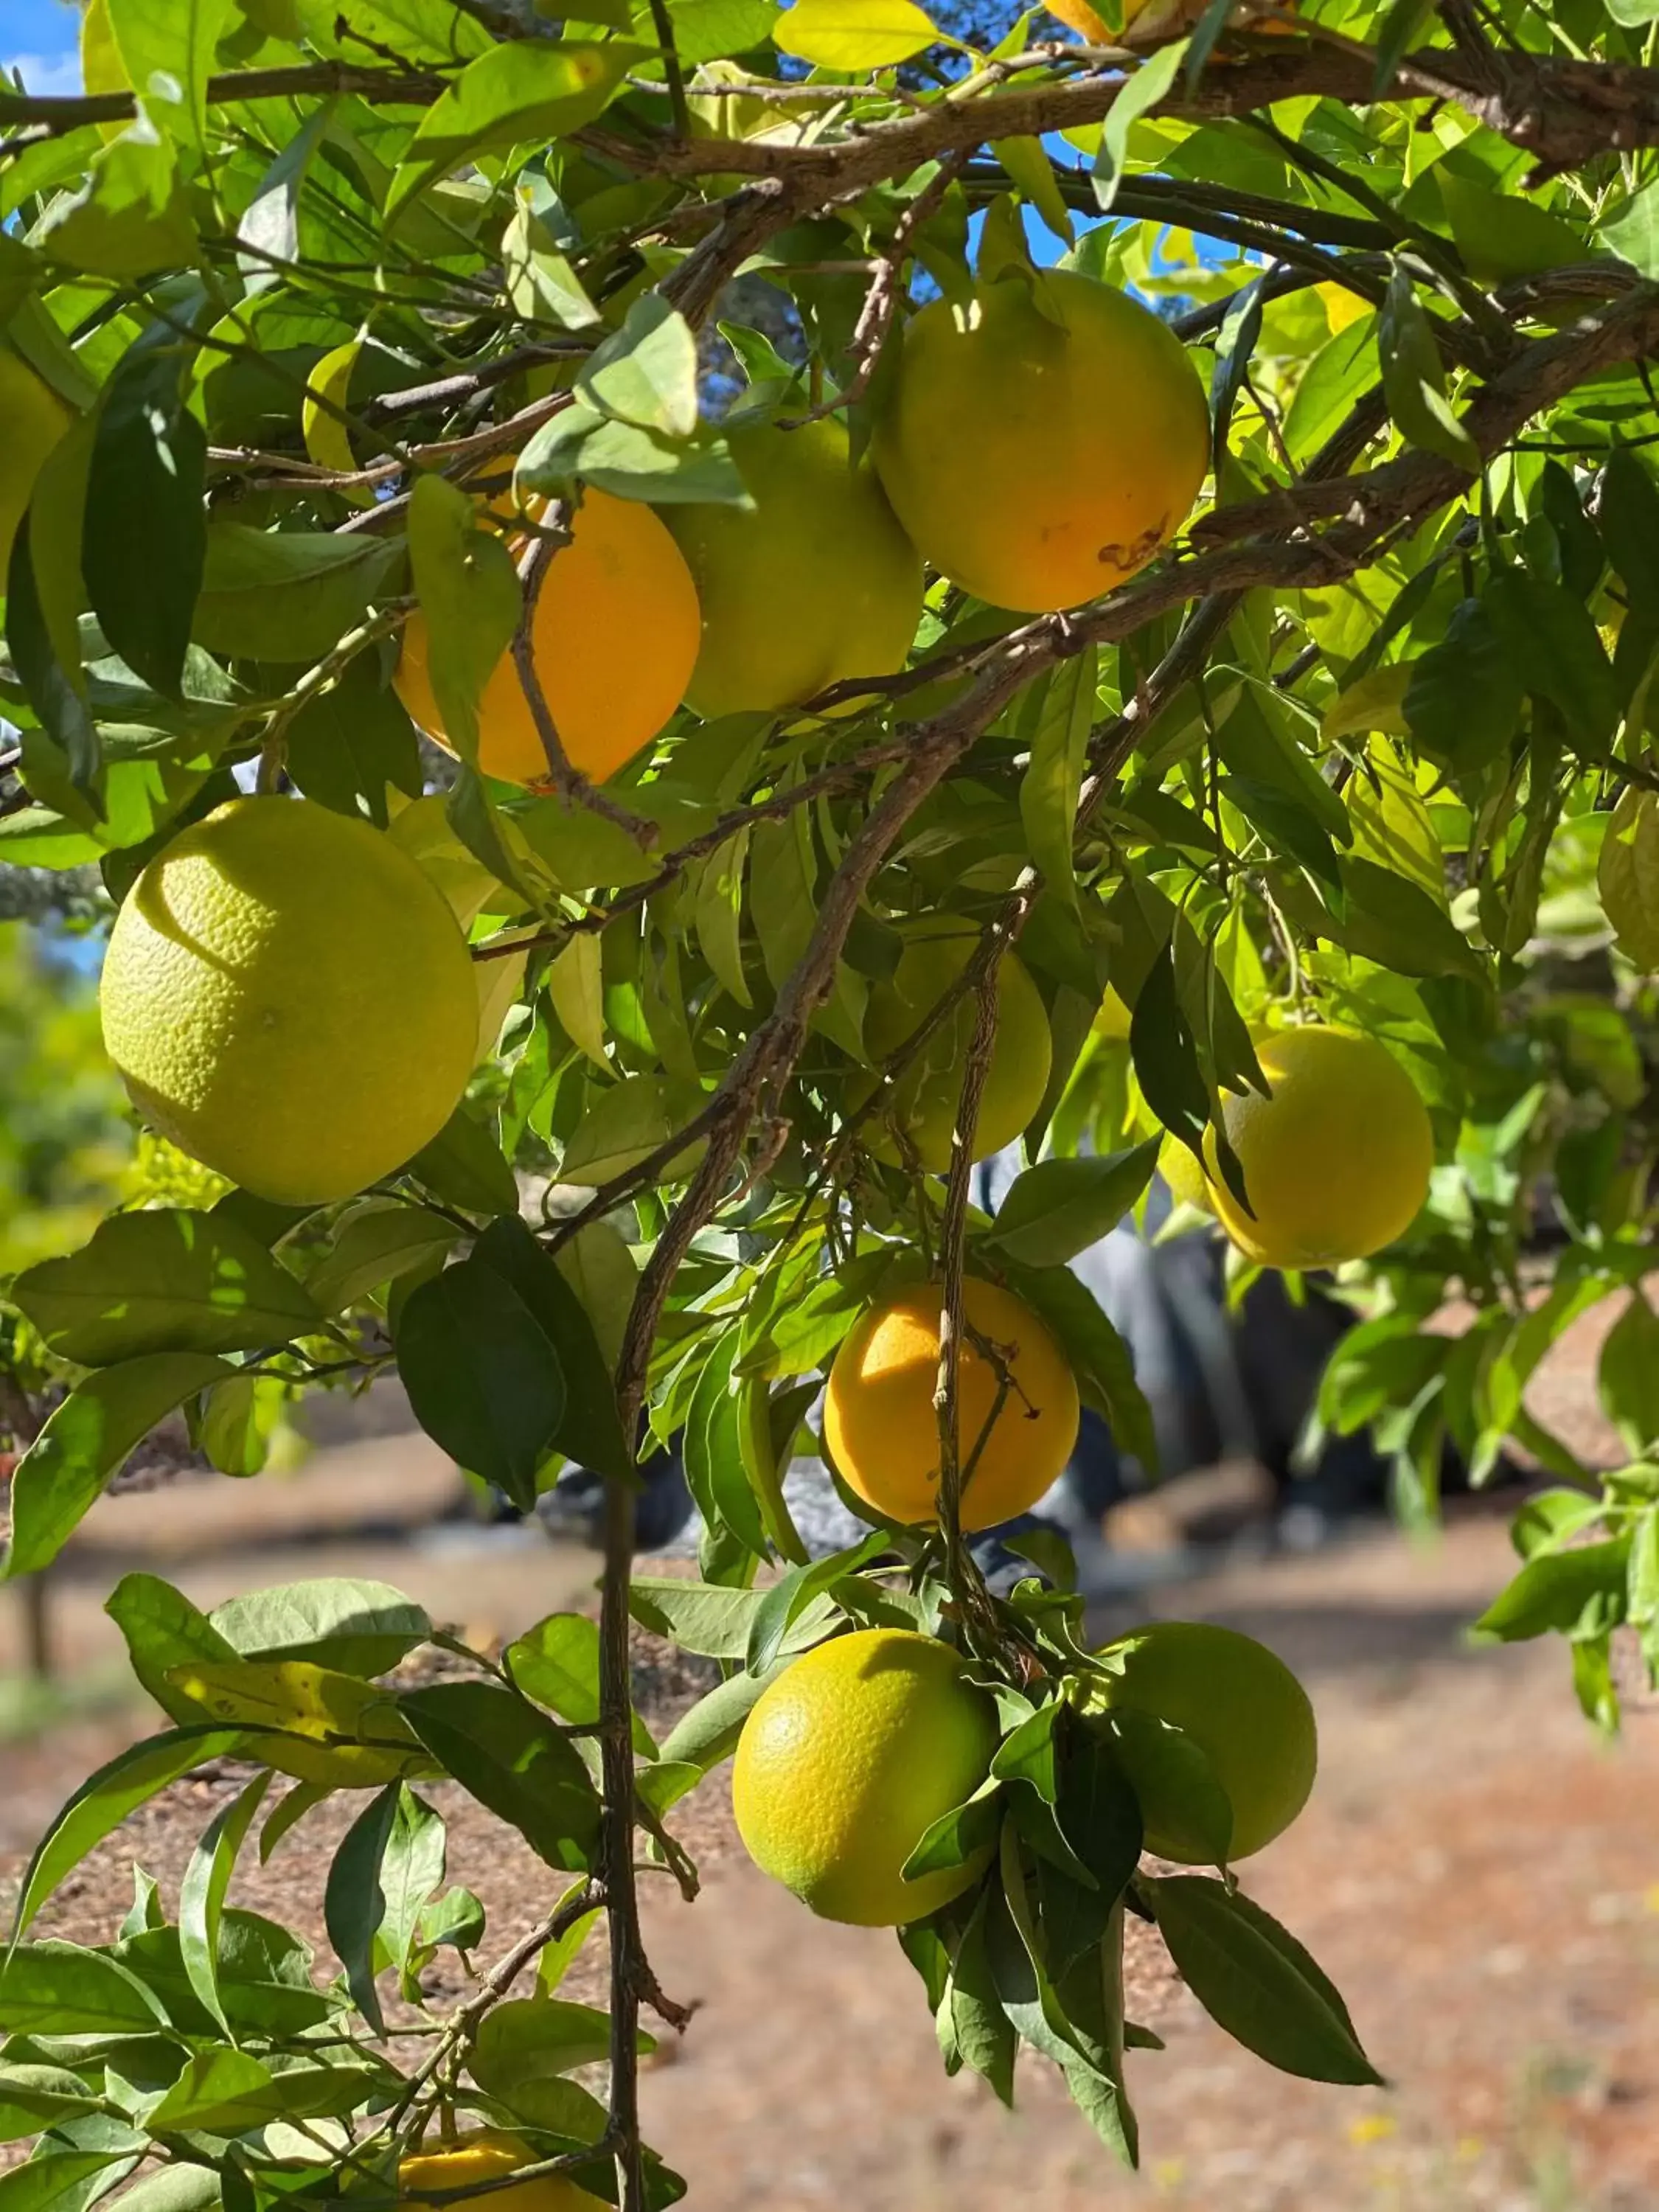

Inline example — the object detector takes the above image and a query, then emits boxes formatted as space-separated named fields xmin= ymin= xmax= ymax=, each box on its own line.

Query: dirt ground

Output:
xmin=3 ymin=1413 xmax=1658 ymax=2212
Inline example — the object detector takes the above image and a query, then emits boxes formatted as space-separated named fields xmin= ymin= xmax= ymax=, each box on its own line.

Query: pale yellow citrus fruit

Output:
xmin=398 ymin=2132 xmax=602 ymax=2212
xmin=860 ymin=923 xmax=1052 ymax=1172
xmin=824 ymin=1276 xmax=1079 ymax=1530
xmin=733 ymin=1628 xmax=998 ymax=1925
xmin=872 ymin=269 xmax=1208 ymax=613
xmin=1092 ymin=984 xmax=1134 ymax=1041
xmin=666 ymin=416 xmax=924 ymax=717
xmin=100 ymin=797 xmax=478 ymax=1206
xmin=396 ymin=487 xmax=700 ymax=785
xmin=1207 ymin=1025 xmax=1433 ymax=1269
xmin=1085 ymin=1621 xmax=1318 ymax=1862
xmin=0 ymin=348 xmax=74 ymax=583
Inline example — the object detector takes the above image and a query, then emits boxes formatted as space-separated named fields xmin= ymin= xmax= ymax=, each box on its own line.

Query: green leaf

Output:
xmin=469 ymin=1997 xmax=652 ymax=2119
xmin=209 ymin=1578 xmax=432 ymax=1677
xmin=324 ymin=1783 xmax=443 ymax=2036
xmin=387 ymin=41 xmax=644 ymax=226
xmin=406 ymin=1104 xmax=521 ymax=1217
xmin=0 ymin=2154 xmax=128 ymax=2212
xmin=1377 ymin=265 xmax=1478 ymax=473
xmin=13 ymin=1208 xmax=321 ymax=1365
xmin=671 ymin=0 xmax=782 ymax=62
xmin=191 ymin=526 xmax=406 ymax=665
xmin=1599 ymin=786 xmax=1659 ymax=970
xmin=1599 ymin=1293 xmax=1659 ymax=1455
xmin=35 ymin=126 xmax=197 ymax=279
xmin=745 ymin=1533 xmax=890 ymax=1674
xmin=406 ymin=471 xmax=520 ymax=767
xmin=1473 ymin=1534 xmax=1630 ymax=1641
xmin=577 ymin=296 xmax=700 ymax=442
xmin=0 ymin=2067 xmax=102 ymax=2145
xmin=901 ymin=1779 xmax=1004 ymax=1882
xmin=653 ymin=1663 xmax=781 ymax=1784
xmin=305 ymin=1200 xmax=462 ymax=1315
xmin=515 ymin=405 xmax=748 ymax=507
xmin=627 ymin=1575 xmax=838 ymax=1660
xmin=1597 ymin=448 xmax=1659 ymax=629
xmin=1402 ymin=597 xmax=1522 ymax=775
xmin=1436 ymin=173 xmax=1585 ymax=283
xmin=945 ymin=1890 xmax=1016 ymax=2104
xmin=1600 ymin=175 xmax=1659 ymax=273
xmin=395 ymin=1258 xmax=566 ymax=1509
xmin=8 ymin=1727 xmax=245 ymax=1942
xmin=998 ymin=1259 xmax=1157 ymax=1473
xmin=1224 ymin=775 xmax=1343 ymax=895
xmin=84 ymin=337 xmax=206 ymax=698
xmin=984 ymin=1142 xmax=1162 ymax=1270
xmin=179 ymin=1770 xmax=272 ymax=2037
xmin=773 ymin=0 xmax=939 ymax=69
xmin=1483 ymin=568 xmax=1620 ymax=751
xmin=399 ymin=1683 xmax=602 ymax=1871
xmin=1093 ymin=40 xmax=1189 ymax=212
xmin=1336 ymin=855 xmax=1484 ymax=981
xmin=471 ymin=1216 xmax=633 ymax=1481
xmin=503 ymin=182 xmax=602 ymax=331
xmin=7 ymin=512 xmax=98 ymax=805
xmin=4 ymin=1354 xmax=233 ymax=1578
xmin=0 ymin=1944 xmax=167 ymax=2035
xmin=105 ymin=0 xmax=229 ymax=151
xmin=507 ymin=1612 xmax=656 ymax=1756
xmin=560 ymin=1074 xmax=704 ymax=1186
xmin=1103 ymin=1708 xmax=1233 ymax=1866
xmin=1147 ymin=1877 xmax=1382 ymax=2085
xmin=1018 ymin=648 xmax=1097 ymax=911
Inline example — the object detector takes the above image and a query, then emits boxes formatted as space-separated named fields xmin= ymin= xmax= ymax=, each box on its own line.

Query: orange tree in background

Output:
xmin=1 ymin=0 xmax=1659 ymax=2202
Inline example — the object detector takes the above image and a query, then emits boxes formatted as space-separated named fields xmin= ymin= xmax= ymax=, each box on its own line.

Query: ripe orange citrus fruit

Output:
xmin=733 ymin=1628 xmax=998 ymax=1925
xmin=397 ymin=2131 xmax=601 ymax=2212
xmin=824 ymin=1277 xmax=1079 ymax=1530
xmin=860 ymin=923 xmax=1051 ymax=1172
xmin=1085 ymin=1621 xmax=1318 ymax=1863
xmin=0 ymin=347 xmax=74 ymax=584
xmin=872 ymin=268 xmax=1209 ymax=613
xmin=100 ymin=797 xmax=478 ymax=1206
xmin=396 ymin=487 xmax=699 ymax=785
xmin=666 ymin=416 xmax=924 ymax=717
xmin=1205 ymin=1024 xmax=1433 ymax=1269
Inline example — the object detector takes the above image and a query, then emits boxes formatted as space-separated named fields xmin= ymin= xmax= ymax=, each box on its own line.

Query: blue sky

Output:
xmin=5 ymin=0 xmax=82 ymax=96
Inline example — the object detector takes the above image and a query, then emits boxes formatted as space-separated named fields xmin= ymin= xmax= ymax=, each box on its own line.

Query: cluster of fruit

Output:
xmin=396 ymin=267 xmax=1211 ymax=781
xmin=734 ymin=1621 xmax=1317 ymax=1925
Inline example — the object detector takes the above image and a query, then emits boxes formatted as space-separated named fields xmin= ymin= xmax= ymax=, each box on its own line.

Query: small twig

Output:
xmin=511 ymin=526 xmax=661 ymax=849
xmin=644 ymin=0 xmax=692 ymax=141
xmin=779 ymin=147 xmax=975 ymax=429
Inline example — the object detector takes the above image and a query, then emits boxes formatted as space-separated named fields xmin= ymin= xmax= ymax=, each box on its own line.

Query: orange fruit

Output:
xmin=872 ymin=268 xmax=1208 ymax=613
xmin=824 ymin=1276 xmax=1079 ymax=1530
xmin=395 ymin=487 xmax=699 ymax=785
xmin=397 ymin=2131 xmax=601 ymax=2212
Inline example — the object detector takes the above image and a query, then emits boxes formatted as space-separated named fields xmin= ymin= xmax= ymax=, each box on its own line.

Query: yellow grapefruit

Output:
xmin=872 ymin=268 xmax=1209 ymax=613
xmin=100 ymin=797 xmax=478 ymax=1205
xmin=397 ymin=2132 xmax=601 ymax=2212
xmin=824 ymin=1276 xmax=1079 ymax=1530
xmin=1206 ymin=1025 xmax=1433 ymax=1269
xmin=733 ymin=1629 xmax=998 ymax=1925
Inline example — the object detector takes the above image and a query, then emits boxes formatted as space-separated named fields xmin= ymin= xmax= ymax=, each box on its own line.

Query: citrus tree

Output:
xmin=1 ymin=0 xmax=1658 ymax=2204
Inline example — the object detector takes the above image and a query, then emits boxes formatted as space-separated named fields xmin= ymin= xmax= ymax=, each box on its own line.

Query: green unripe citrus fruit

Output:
xmin=1087 ymin=1621 xmax=1318 ymax=1863
xmin=872 ymin=270 xmax=1209 ymax=614
xmin=733 ymin=1628 xmax=998 ymax=1926
xmin=667 ymin=416 xmax=924 ymax=717
xmin=100 ymin=796 xmax=478 ymax=1206
xmin=861 ymin=922 xmax=1051 ymax=1172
